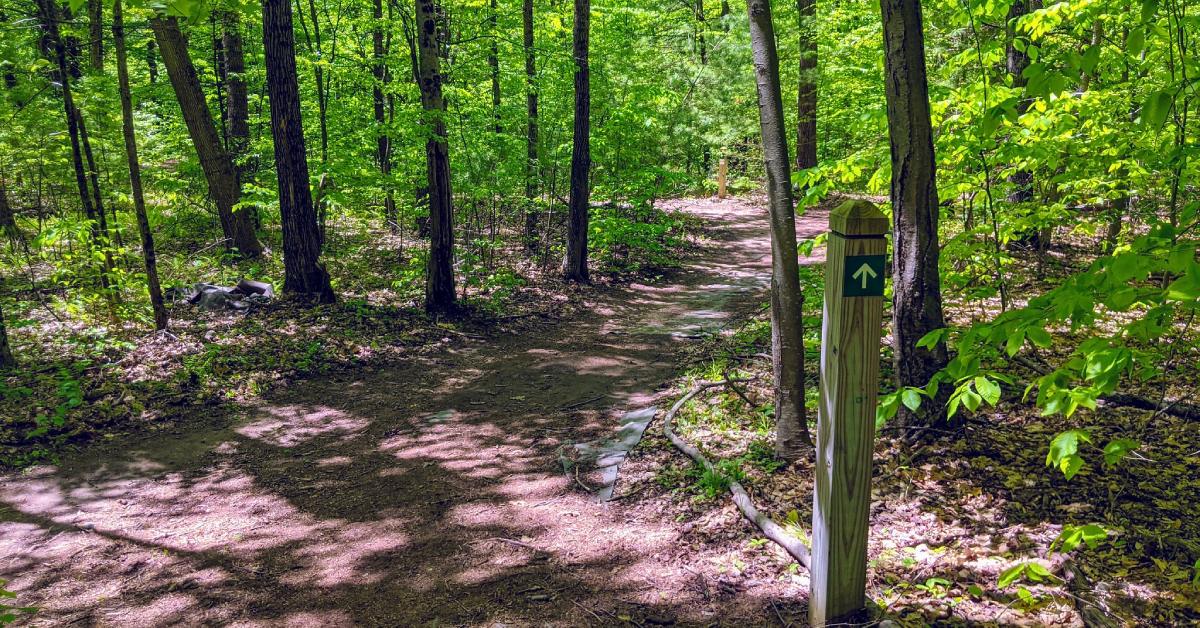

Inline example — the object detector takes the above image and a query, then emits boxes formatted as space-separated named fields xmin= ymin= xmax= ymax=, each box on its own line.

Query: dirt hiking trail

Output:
xmin=0 ymin=198 xmax=829 ymax=627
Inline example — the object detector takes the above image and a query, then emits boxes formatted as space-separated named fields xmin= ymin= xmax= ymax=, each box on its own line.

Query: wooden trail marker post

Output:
xmin=717 ymin=158 xmax=728 ymax=199
xmin=810 ymin=199 xmax=888 ymax=626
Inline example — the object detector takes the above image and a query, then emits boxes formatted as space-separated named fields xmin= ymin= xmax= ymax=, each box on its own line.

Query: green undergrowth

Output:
xmin=0 ymin=205 xmax=701 ymax=469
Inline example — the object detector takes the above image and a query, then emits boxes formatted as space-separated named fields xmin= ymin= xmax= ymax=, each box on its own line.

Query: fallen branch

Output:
xmin=663 ymin=379 xmax=812 ymax=570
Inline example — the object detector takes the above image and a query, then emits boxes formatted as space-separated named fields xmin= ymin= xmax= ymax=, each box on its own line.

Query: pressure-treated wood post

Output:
xmin=810 ymin=199 xmax=888 ymax=626
xmin=717 ymin=158 xmax=728 ymax=199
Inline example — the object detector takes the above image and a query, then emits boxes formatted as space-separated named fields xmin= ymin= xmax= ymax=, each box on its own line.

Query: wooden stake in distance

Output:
xmin=717 ymin=158 xmax=728 ymax=199
xmin=810 ymin=199 xmax=888 ymax=626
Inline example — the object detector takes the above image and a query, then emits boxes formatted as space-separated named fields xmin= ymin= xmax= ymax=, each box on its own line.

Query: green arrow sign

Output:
xmin=843 ymin=254 xmax=885 ymax=297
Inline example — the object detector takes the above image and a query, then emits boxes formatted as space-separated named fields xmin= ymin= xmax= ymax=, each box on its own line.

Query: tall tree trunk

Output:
xmin=222 ymin=11 xmax=251 ymax=181
xmin=113 ymin=0 xmax=167 ymax=330
xmin=416 ymin=0 xmax=456 ymax=313
xmin=0 ymin=179 xmax=17 ymax=237
xmin=746 ymin=0 xmax=812 ymax=457
xmin=374 ymin=0 xmax=396 ymax=232
xmin=489 ymin=0 xmax=501 ymax=133
xmin=1004 ymin=0 xmax=1047 ymax=254
xmin=794 ymin=0 xmax=817 ymax=169
xmin=695 ymin=0 xmax=707 ymax=64
xmin=0 ymin=299 xmax=14 ymax=370
xmin=879 ymin=0 xmax=949 ymax=426
xmin=151 ymin=16 xmax=263 ymax=257
xmin=212 ymin=13 xmax=228 ymax=147
xmin=562 ymin=0 xmax=590 ymax=283
xmin=262 ymin=0 xmax=335 ymax=303
xmin=146 ymin=39 xmax=158 ymax=83
xmin=88 ymin=0 xmax=103 ymax=70
xmin=522 ymin=0 xmax=539 ymax=252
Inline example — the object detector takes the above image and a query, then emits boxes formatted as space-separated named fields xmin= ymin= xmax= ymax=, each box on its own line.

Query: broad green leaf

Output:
xmin=901 ymin=388 xmax=923 ymax=412
xmin=1026 ymin=327 xmax=1052 ymax=348
xmin=975 ymin=376 xmax=1002 ymax=405
xmin=998 ymin=564 xmax=1026 ymax=588
xmin=917 ymin=328 xmax=947 ymax=350
xmin=1141 ymin=0 xmax=1158 ymax=21
xmin=1047 ymin=429 xmax=1090 ymax=468
xmin=1128 ymin=28 xmax=1146 ymax=56
xmin=1103 ymin=438 xmax=1139 ymax=466
xmin=1142 ymin=90 xmax=1173 ymax=128
xmin=1006 ymin=329 xmax=1026 ymax=356
xmin=1061 ymin=454 xmax=1084 ymax=480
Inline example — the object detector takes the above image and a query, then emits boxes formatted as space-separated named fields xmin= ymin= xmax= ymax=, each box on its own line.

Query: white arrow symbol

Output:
xmin=852 ymin=263 xmax=877 ymax=290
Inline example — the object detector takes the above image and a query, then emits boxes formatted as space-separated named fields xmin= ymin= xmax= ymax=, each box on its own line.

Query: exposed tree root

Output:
xmin=662 ymin=379 xmax=812 ymax=570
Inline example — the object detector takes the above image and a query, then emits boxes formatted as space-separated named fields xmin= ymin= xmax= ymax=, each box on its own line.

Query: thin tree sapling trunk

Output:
xmin=746 ymin=0 xmax=812 ymax=456
xmin=113 ymin=0 xmax=168 ymax=330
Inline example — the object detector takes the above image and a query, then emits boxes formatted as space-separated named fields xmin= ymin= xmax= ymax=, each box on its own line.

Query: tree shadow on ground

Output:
xmin=0 ymin=198 xmax=828 ymax=626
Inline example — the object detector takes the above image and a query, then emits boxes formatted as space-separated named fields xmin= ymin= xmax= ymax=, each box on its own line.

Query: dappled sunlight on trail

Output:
xmin=0 ymin=198 xmax=830 ymax=626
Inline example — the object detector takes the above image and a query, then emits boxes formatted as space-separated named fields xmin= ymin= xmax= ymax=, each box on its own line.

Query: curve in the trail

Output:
xmin=0 ymin=197 xmax=829 ymax=627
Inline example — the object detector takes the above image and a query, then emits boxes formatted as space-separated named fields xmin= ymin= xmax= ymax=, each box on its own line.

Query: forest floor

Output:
xmin=3 ymin=197 xmax=1198 ymax=627
xmin=0 ymin=197 xmax=834 ymax=626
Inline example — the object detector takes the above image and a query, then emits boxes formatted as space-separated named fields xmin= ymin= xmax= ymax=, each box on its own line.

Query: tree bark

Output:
xmin=212 ymin=13 xmax=227 ymax=146
xmin=0 ymin=299 xmax=14 ymax=370
xmin=0 ymin=179 xmax=17 ymax=237
xmin=146 ymin=39 xmax=158 ymax=83
xmin=262 ymin=0 xmax=335 ymax=303
xmin=879 ymin=0 xmax=949 ymax=426
xmin=1006 ymin=0 xmax=1033 ymax=207
xmin=489 ymin=0 xmax=501 ymax=133
xmin=416 ymin=0 xmax=456 ymax=313
xmin=374 ymin=0 xmax=396 ymax=232
xmin=695 ymin=0 xmax=707 ymax=64
xmin=151 ymin=16 xmax=262 ymax=257
xmin=88 ymin=0 xmax=103 ymax=71
xmin=562 ymin=0 xmax=590 ymax=283
xmin=1004 ymin=0 xmax=1051 ymax=254
xmin=795 ymin=0 xmax=817 ymax=170
xmin=746 ymin=0 xmax=812 ymax=456
xmin=522 ymin=0 xmax=539 ymax=252
xmin=222 ymin=11 xmax=251 ymax=182
xmin=113 ymin=0 xmax=168 ymax=330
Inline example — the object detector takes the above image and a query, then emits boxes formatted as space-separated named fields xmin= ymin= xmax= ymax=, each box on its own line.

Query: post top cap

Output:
xmin=830 ymin=199 xmax=889 ymax=236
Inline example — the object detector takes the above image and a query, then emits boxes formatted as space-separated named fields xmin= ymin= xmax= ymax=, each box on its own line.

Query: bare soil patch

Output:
xmin=0 ymin=197 xmax=827 ymax=626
